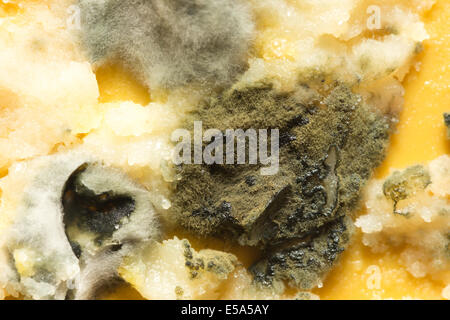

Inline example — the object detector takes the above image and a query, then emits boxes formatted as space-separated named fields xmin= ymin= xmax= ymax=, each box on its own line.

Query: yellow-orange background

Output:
xmin=1 ymin=0 xmax=449 ymax=300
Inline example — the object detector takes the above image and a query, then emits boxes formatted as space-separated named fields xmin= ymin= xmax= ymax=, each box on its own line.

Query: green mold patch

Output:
xmin=170 ymin=79 xmax=392 ymax=289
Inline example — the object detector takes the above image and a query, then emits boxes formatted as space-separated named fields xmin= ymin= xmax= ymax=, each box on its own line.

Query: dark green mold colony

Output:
xmin=251 ymin=216 xmax=352 ymax=290
xmin=171 ymin=79 xmax=392 ymax=289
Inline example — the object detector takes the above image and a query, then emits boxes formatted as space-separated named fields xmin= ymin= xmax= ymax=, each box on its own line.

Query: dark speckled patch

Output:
xmin=171 ymin=79 xmax=392 ymax=289
xmin=62 ymin=163 xmax=135 ymax=250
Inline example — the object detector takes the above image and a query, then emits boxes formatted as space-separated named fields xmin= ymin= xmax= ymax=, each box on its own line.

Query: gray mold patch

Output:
xmin=78 ymin=0 xmax=255 ymax=89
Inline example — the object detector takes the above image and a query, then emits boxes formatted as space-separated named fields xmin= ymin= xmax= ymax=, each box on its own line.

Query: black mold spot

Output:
xmin=62 ymin=164 xmax=136 ymax=256
xmin=62 ymin=164 xmax=135 ymax=236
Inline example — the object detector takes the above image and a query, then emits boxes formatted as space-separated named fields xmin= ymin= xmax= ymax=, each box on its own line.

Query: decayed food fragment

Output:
xmin=62 ymin=162 xmax=158 ymax=257
xmin=356 ymin=156 xmax=450 ymax=282
xmin=382 ymin=165 xmax=431 ymax=215
xmin=251 ymin=216 xmax=353 ymax=290
xmin=172 ymin=80 xmax=392 ymax=289
xmin=0 ymin=151 xmax=158 ymax=299
xmin=119 ymin=237 xmax=237 ymax=299
xmin=62 ymin=161 xmax=159 ymax=299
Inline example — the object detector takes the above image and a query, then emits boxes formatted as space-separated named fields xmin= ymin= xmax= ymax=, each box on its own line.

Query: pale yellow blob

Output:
xmin=95 ymin=63 xmax=151 ymax=106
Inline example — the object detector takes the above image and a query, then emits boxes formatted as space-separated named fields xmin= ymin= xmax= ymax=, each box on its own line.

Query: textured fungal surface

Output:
xmin=78 ymin=0 xmax=255 ymax=89
xmin=0 ymin=152 xmax=158 ymax=300
xmin=0 ymin=0 xmax=443 ymax=300
xmin=171 ymin=80 xmax=391 ymax=289
xmin=382 ymin=165 xmax=431 ymax=215
xmin=250 ymin=216 xmax=353 ymax=290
